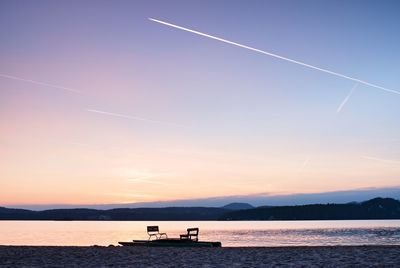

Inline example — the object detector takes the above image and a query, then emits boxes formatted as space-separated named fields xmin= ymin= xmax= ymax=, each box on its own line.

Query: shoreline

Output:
xmin=1 ymin=244 xmax=400 ymax=247
xmin=1 ymin=245 xmax=399 ymax=267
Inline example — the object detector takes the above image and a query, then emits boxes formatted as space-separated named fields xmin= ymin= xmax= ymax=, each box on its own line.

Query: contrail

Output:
xmin=149 ymin=18 xmax=400 ymax=96
xmin=337 ymin=83 xmax=359 ymax=113
xmin=362 ymin=155 xmax=400 ymax=165
xmin=87 ymin=108 xmax=186 ymax=127
xmin=0 ymin=73 xmax=83 ymax=94
xmin=297 ymin=156 xmax=310 ymax=172
xmin=301 ymin=156 xmax=310 ymax=169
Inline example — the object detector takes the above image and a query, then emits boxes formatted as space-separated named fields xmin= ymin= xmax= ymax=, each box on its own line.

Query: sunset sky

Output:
xmin=1 ymin=0 xmax=400 ymax=206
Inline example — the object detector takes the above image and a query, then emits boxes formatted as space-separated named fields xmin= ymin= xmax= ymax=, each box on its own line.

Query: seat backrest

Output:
xmin=147 ymin=226 xmax=159 ymax=234
xmin=187 ymin=228 xmax=199 ymax=240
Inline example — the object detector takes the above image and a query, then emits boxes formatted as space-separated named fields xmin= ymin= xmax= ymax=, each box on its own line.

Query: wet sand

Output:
xmin=0 ymin=245 xmax=399 ymax=267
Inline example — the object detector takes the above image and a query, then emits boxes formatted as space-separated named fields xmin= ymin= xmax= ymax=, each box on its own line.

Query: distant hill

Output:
xmin=1 ymin=198 xmax=400 ymax=221
xmin=221 ymin=203 xmax=254 ymax=210
xmin=220 ymin=198 xmax=400 ymax=220
xmin=0 ymin=207 xmax=228 ymax=221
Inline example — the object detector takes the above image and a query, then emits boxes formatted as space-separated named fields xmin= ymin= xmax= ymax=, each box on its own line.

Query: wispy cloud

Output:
xmin=128 ymin=177 xmax=173 ymax=186
xmin=52 ymin=140 xmax=123 ymax=151
xmin=362 ymin=155 xmax=400 ymax=165
xmin=56 ymin=141 xmax=93 ymax=147
xmin=86 ymin=108 xmax=187 ymax=127
xmin=127 ymin=171 xmax=177 ymax=186
xmin=149 ymin=18 xmax=400 ymax=96
xmin=124 ymin=169 xmax=177 ymax=186
xmin=108 ymin=193 xmax=153 ymax=198
xmin=0 ymin=73 xmax=83 ymax=94
xmin=337 ymin=83 xmax=358 ymax=113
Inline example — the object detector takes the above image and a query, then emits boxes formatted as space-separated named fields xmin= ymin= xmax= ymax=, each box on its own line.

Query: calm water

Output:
xmin=1 ymin=220 xmax=400 ymax=247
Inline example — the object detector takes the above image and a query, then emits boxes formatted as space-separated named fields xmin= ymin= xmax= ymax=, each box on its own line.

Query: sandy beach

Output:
xmin=0 ymin=245 xmax=399 ymax=267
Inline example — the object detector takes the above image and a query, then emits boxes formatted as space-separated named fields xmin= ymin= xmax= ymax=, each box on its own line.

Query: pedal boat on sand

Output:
xmin=118 ymin=226 xmax=222 ymax=248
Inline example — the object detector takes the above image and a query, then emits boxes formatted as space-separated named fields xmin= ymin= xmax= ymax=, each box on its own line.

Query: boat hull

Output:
xmin=119 ymin=239 xmax=221 ymax=247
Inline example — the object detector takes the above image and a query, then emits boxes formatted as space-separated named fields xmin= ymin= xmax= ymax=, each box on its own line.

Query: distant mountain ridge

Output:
xmin=221 ymin=203 xmax=254 ymax=210
xmin=1 ymin=198 xmax=400 ymax=221
xmin=220 ymin=198 xmax=400 ymax=220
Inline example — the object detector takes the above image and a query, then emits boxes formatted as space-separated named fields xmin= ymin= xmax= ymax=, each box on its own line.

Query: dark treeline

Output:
xmin=1 ymin=198 xmax=399 ymax=221
xmin=220 ymin=198 xmax=400 ymax=220
xmin=0 ymin=207 xmax=228 ymax=221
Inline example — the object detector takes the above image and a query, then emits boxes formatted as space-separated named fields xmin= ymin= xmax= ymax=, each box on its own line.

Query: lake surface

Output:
xmin=1 ymin=220 xmax=400 ymax=247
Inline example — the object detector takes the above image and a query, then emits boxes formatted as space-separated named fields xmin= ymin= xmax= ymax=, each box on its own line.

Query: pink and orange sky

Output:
xmin=1 ymin=1 xmax=400 ymax=206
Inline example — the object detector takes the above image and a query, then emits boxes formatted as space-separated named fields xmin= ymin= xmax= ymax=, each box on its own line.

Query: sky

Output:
xmin=1 ymin=0 xmax=400 ymax=207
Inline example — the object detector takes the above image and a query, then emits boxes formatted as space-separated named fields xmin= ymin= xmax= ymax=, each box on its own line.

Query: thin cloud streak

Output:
xmin=149 ymin=18 xmax=400 ymax=96
xmin=87 ymin=109 xmax=187 ymax=127
xmin=337 ymin=83 xmax=358 ymax=113
xmin=0 ymin=73 xmax=83 ymax=94
xmin=128 ymin=177 xmax=173 ymax=186
xmin=52 ymin=140 xmax=123 ymax=151
xmin=57 ymin=141 xmax=93 ymax=147
xmin=108 ymin=193 xmax=152 ymax=198
xmin=362 ymin=155 xmax=400 ymax=165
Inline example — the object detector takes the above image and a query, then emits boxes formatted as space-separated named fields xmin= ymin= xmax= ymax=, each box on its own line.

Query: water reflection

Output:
xmin=1 ymin=220 xmax=400 ymax=247
xmin=205 ymin=228 xmax=400 ymax=246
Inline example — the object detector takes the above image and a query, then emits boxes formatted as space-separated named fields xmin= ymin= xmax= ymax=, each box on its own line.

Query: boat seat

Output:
xmin=180 ymin=227 xmax=199 ymax=242
xmin=147 ymin=226 xmax=168 ymax=240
